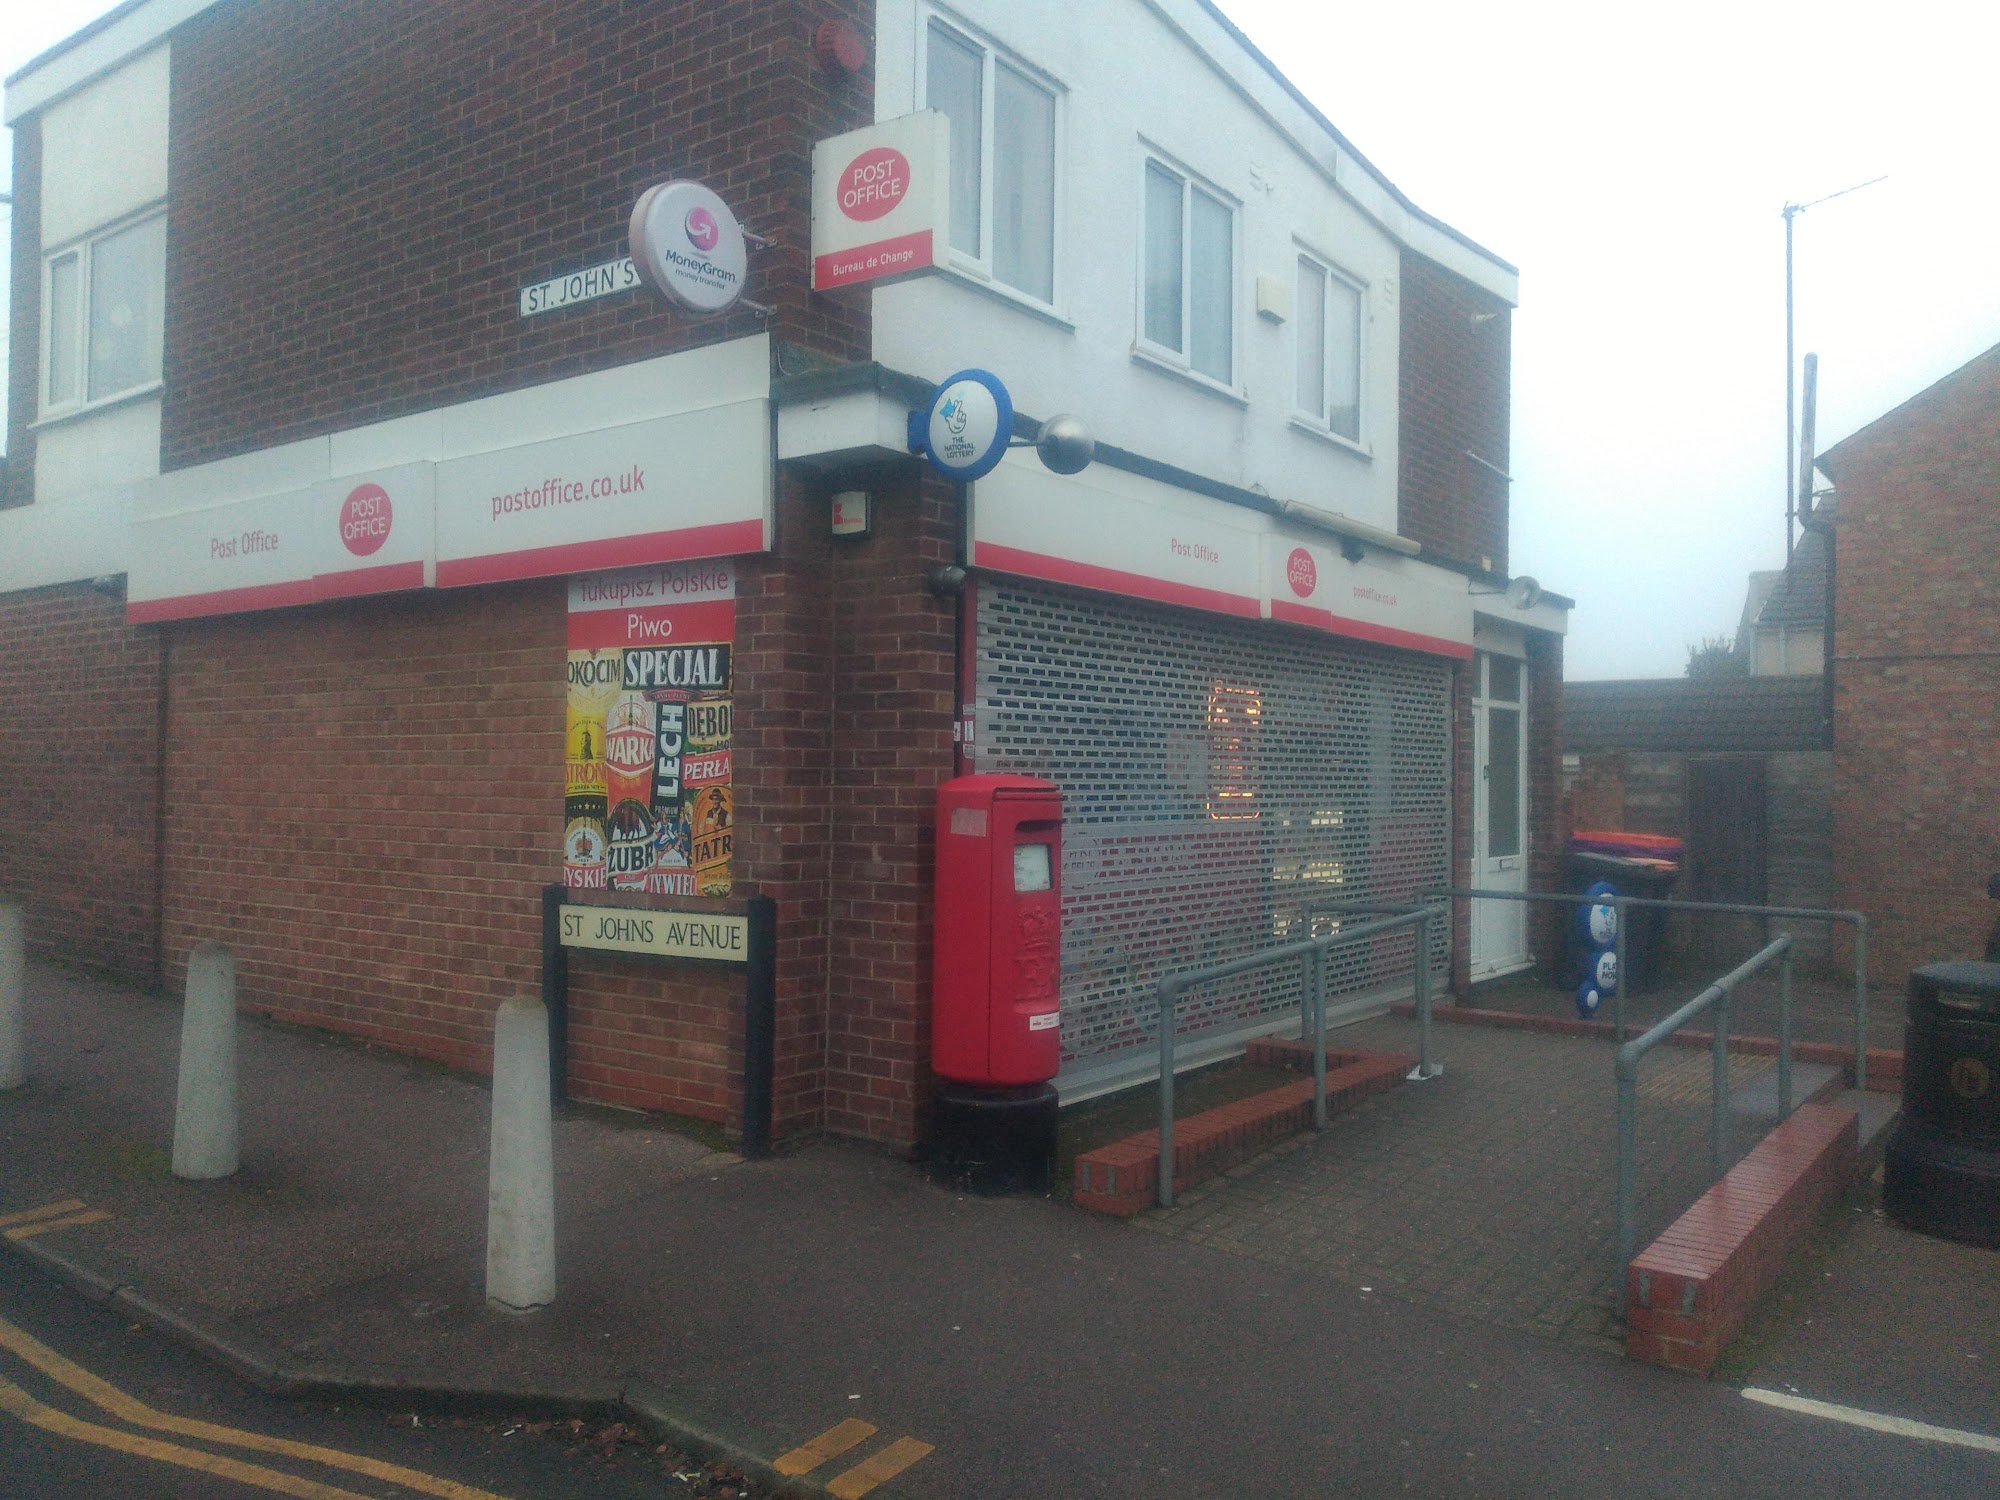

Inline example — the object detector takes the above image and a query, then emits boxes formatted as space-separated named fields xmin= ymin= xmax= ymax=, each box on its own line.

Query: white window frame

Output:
xmin=1291 ymin=247 xmax=1368 ymax=451
xmin=1133 ymin=149 xmax=1239 ymax=395
xmin=39 ymin=203 xmax=168 ymax=420
xmin=917 ymin=10 xmax=1064 ymax=315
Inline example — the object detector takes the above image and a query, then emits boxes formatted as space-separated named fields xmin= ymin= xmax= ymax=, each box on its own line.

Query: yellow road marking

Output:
xmin=827 ymin=1435 xmax=935 ymax=1498
xmin=0 ymin=1199 xmax=90 ymax=1230
xmin=0 ymin=1375 xmax=374 ymax=1499
xmin=5 ymin=1211 xmax=113 ymax=1241
xmin=0 ymin=1313 xmax=513 ymax=1500
xmin=774 ymin=1416 xmax=878 ymax=1475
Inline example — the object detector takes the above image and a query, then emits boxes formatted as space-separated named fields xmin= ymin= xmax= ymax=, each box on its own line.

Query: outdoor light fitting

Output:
xmin=1470 ymin=575 xmax=1544 ymax=611
xmin=1274 ymin=499 xmax=1420 ymax=557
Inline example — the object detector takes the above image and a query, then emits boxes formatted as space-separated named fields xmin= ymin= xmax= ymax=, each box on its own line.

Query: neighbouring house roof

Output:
xmin=1563 ymin=675 xmax=1828 ymax=754
xmin=1756 ymin=501 xmax=1835 ymax=631
xmin=1819 ymin=342 xmax=2000 ymax=479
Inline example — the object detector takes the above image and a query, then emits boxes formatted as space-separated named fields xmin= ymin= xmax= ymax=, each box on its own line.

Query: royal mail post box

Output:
xmin=933 ymin=774 xmax=1062 ymax=1087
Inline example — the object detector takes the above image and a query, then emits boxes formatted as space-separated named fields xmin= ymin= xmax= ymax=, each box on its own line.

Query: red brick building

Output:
xmin=2 ymin=0 xmax=1567 ymax=1150
xmin=1819 ymin=343 xmax=2000 ymax=980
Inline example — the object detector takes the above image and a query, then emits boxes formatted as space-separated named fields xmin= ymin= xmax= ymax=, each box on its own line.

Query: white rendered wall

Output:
xmin=38 ymin=45 xmax=170 ymax=247
xmin=872 ymin=0 xmax=1515 ymax=540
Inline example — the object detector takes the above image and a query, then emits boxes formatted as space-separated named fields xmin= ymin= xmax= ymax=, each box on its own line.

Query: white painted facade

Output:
xmin=871 ymin=0 xmax=1516 ymax=542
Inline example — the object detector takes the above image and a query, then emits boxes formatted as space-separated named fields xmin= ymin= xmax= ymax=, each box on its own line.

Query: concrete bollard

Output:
xmin=0 ymin=901 xmax=23 ymax=1091
xmin=172 ymin=941 xmax=240 ymax=1180
xmin=486 ymin=996 xmax=555 ymax=1312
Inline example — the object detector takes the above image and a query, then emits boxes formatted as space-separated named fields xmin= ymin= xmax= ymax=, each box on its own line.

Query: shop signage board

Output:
xmin=811 ymin=111 xmax=951 ymax=290
xmin=127 ymin=463 xmax=435 ymax=622
xmin=629 ymin=180 xmax=748 ymax=315
xmin=563 ymin=560 xmax=737 ymax=900
xmin=433 ymin=402 xmax=771 ymax=587
xmin=919 ymin=369 xmax=1013 ymax=482
xmin=1264 ymin=534 xmax=1473 ymax=658
xmin=970 ymin=454 xmax=1263 ymax=619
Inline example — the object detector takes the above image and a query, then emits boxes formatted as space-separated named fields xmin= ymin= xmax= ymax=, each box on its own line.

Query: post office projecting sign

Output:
xmin=811 ymin=111 xmax=951 ymax=291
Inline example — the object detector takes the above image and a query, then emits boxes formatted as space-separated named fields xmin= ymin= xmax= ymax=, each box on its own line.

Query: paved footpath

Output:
xmin=2 ymin=962 xmax=1995 ymax=1498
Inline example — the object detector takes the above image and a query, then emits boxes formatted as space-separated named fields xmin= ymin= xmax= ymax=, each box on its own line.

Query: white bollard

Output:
xmin=172 ymin=941 xmax=239 ymax=1180
xmin=0 ymin=901 xmax=24 ymax=1090
xmin=486 ymin=996 xmax=555 ymax=1312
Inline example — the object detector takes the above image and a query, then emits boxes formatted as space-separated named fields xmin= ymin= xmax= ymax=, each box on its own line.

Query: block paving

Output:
xmin=1133 ymin=1012 xmax=1779 ymax=1352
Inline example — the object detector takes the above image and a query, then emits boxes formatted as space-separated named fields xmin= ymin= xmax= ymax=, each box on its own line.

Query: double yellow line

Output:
xmin=0 ymin=1239 xmax=511 ymax=1500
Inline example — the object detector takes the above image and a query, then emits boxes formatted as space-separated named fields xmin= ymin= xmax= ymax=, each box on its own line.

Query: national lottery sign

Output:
xmin=564 ymin=561 xmax=736 ymax=899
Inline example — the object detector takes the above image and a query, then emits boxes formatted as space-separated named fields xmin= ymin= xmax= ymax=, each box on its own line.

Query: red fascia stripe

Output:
xmin=127 ymin=577 xmax=319 ymax=624
xmin=973 ymin=542 xmax=1261 ymax=619
xmin=436 ymin=519 xmax=767 ymax=589
xmin=813 ymin=230 xmax=934 ymax=290
xmin=1270 ymin=598 xmax=1473 ymax=659
xmin=565 ymin=599 xmax=738 ymax=650
xmin=313 ymin=559 xmax=427 ymax=601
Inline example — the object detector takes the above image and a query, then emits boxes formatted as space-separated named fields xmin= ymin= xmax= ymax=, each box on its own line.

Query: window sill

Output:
xmin=30 ymin=382 xmax=164 ymax=433
xmin=934 ymin=260 xmax=1075 ymax=332
xmin=1129 ymin=347 xmax=1247 ymax=406
xmin=1288 ymin=415 xmax=1372 ymax=461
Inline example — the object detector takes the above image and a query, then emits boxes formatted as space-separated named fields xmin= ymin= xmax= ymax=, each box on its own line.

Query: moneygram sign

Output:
xmin=811 ymin=111 xmax=951 ymax=291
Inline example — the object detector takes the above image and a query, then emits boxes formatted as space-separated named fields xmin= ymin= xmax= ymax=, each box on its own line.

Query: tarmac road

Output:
xmin=0 ymin=1251 xmax=742 ymax=1500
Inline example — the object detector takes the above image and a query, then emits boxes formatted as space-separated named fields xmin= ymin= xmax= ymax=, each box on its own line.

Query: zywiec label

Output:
xmin=623 ymin=645 xmax=731 ymax=692
xmin=691 ymin=786 xmax=733 ymax=898
xmin=602 ymin=694 xmax=656 ymax=813
xmin=563 ymin=816 xmax=608 ymax=887
xmin=605 ymin=800 xmax=656 ymax=892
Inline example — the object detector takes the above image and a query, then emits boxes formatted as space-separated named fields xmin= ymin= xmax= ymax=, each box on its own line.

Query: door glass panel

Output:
xmin=1487 ymin=655 xmax=1521 ymax=703
xmin=1487 ymin=706 xmax=1521 ymax=857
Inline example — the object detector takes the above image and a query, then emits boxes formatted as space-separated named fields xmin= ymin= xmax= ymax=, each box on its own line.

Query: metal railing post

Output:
xmin=1613 ymin=895 xmax=1630 ymax=1042
xmin=1779 ymin=945 xmax=1794 ymax=1119
xmin=1711 ymin=991 xmax=1730 ymax=1184
xmin=1158 ymin=981 xmax=1178 ymax=1209
xmin=1311 ymin=946 xmax=1328 ymax=1130
xmin=1853 ymin=917 xmax=1869 ymax=1093
xmin=1616 ymin=1052 xmax=1638 ymax=1271
xmin=1411 ymin=909 xmax=1439 ymax=1081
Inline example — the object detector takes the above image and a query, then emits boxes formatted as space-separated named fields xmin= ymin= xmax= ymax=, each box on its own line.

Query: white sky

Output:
xmin=6 ymin=1 xmax=1998 ymax=680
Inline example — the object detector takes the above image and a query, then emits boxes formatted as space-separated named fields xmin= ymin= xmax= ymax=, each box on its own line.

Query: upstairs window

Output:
xmin=1295 ymin=253 xmax=1363 ymax=443
xmin=1139 ymin=157 xmax=1234 ymax=387
xmin=924 ymin=17 xmax=1058 ymax=306
xmin=42 ymin=209 xmax=166 ymax=416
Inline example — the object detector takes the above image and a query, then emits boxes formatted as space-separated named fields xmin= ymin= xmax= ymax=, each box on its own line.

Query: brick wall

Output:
xmin=1829 ymin=347 xmax=2000 ymax=979
xmin=1397 ymin=250 xmax=1510 ymax=574
xmin=0 ymin=582 xmax=164 ymax=984
xmin=162 ymin=0 xmax=874 ymax=470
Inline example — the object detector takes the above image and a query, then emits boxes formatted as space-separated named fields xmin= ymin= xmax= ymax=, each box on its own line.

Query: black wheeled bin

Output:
xmin=1559 ymin=851 xmax=1676 ymax=992
xmin=1883 ymin=961 xmax=2000 ymax=1247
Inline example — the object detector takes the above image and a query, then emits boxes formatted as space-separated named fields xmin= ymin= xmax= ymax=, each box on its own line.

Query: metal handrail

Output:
xmin=1155 ymin=905 xmax=1442 ymax=1208
xmin=1614 ymin=935 xmax=1795 ymax=1272
xmin=1428 ymin=887 xmax=1871 ymax=1090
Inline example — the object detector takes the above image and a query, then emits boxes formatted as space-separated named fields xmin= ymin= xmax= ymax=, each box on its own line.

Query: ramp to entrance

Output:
xmin=1132 ymin=1013 xmax=1852 ymax=1351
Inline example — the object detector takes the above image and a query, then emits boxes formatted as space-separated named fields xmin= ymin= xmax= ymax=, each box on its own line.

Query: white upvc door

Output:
xmin=1470 ymin=651 xmax=1530 ymax=979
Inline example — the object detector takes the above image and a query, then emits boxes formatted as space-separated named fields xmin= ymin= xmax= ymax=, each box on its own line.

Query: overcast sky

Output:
xmin=6 ymin=1 xmax=1997 ymax=680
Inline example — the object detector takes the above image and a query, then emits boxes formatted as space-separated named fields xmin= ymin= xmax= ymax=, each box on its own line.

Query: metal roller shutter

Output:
xmin=974 ymin=579 xmax=1453 ymax=1096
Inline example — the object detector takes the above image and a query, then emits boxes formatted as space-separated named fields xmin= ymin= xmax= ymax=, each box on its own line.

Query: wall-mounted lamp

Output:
xmin=1274 ymin=498 xmax=1420 ymax=557
xmin=924 ymin=563 xmax=968 ymax=598
xmin=1470 ymin=575 xmax=1543 ymax=611
xmin=1338 ymin=536 xmax=1366 ymax=564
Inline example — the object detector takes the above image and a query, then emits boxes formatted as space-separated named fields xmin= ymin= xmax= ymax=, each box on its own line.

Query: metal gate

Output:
xmin=973 ymin=580 xmax=1453 ymax=1095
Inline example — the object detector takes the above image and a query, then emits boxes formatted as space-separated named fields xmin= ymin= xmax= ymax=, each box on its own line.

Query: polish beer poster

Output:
xmin=565 ymin=562 xmax=735 ymax=896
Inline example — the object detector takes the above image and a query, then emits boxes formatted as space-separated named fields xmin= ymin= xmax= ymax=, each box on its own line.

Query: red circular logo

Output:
xmin=684 ymin=206 xmax=720 ymax=252
xmin=339 ymin=483 xmax=392 ymax=557
xmin=1286 ymin=547 xmax=1317 ymax=598
xmin=839 ymin=147 xmax=910 ymax=222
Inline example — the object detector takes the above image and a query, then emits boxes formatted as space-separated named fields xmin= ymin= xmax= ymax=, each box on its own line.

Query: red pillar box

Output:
xmin=930 ymin=775 xmax=1063 ymax=1191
